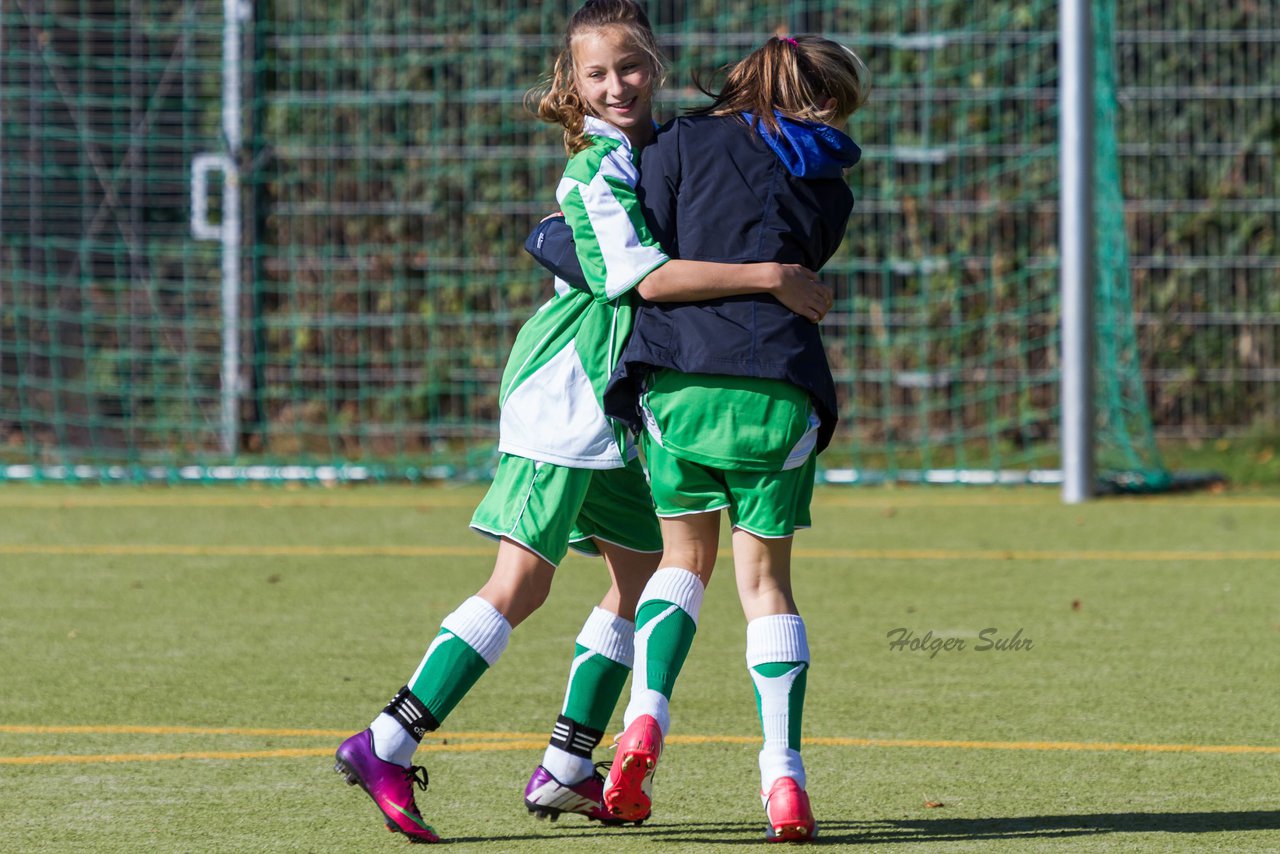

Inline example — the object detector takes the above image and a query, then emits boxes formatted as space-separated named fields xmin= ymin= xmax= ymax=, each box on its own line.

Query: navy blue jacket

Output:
xmin=526 ymin=113 xmax=859 ymax=454
xmin=525 ymin=215 xmax=590 ymax=292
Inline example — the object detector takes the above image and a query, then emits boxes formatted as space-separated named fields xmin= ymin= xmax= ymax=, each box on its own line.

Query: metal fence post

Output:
xmin=1060 ymin=0 xmax=1095 ymax=503
xmin=191 ymin=0 xmax=250 ymax=456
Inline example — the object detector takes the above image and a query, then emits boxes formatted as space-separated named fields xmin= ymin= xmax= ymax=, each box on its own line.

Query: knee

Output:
xmin=736 ymin=573 xmax=796 ymax=618
xmin=478 ymin=563 xmax=554 ymax=628
xmin=506 ymin=574 xmax=552 ymax=624
xmin=523 ymin=575 xmax=553 ymax=610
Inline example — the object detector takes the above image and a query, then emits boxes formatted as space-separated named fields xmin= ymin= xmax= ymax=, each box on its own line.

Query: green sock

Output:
xmin=626 ymin=567 xmax=705 ymax=730
xmin=542 ymin=608 xmax=634 ymax=782
xmin=635 ymin=599 xmax=697 ymax=699
xmin=407 ymin=595 xmax=510 ymax=724
xmin=562 ymin=644 xmax=631 ymax=731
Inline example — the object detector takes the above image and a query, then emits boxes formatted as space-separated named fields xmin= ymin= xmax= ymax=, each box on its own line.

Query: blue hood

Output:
xmin=744 ymin=112 xmax=861 ymax=180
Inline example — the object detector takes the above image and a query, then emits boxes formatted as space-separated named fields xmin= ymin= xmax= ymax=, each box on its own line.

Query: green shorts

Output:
xmin=642 ymin=433 xmax=815 ymax=538
xmin=470 ymin=454 xmax=662 ymax=566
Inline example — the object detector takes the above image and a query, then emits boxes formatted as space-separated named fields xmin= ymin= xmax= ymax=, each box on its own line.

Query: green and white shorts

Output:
xmin=642 ymin=432 xmax=816 ymax=539
xmin=470 ymin=453 xmax=663 ymax=566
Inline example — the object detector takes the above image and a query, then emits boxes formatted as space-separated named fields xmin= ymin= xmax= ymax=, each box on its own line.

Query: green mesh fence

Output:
xmin=1113 ymin=3 xmax=1280 ymax=439
xmin=831 ymin=2 xmax=1067 ymax=484
xmin=2 ymin=1 xmax=1268 ymax=485
xmin=1 ymin=0 xmax=227 ymax=478
xmin=1091 ymin=0 xmax=1167 ymax=490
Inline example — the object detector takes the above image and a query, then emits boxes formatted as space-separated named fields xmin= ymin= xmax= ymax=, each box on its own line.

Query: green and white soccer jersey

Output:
xmin=499 ymin=116 xmax=669 ymax=469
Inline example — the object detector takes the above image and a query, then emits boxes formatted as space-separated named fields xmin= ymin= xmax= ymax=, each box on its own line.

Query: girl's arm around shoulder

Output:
xmin=633 ymin=119 xmax=833 ymax=322
xmin=636 ymin=261 xmax=833 ymax=323
xmin=525 ymin=216 xmax=833 ymax=322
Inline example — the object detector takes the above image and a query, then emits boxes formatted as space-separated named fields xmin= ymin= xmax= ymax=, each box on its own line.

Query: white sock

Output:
xmin=541 ymin=608 xmax=635 ymax=783
xmin=747 ymin=614 xmax=810 ymax=792
xmin=571 ymin=606 xmax=636 ymax=668
xmin=540 ymin=750 xmax=592 ymax=785
xmin=434 ymin=595 xmax=511 ymax=668
xmin=369 ymin=711 xmax=417 ymax=767
xmin=623 ymin=688 xmax=670 ymax=735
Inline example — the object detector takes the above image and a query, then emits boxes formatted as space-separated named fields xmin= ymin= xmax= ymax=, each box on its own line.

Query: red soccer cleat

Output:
xmin=762 ymin=776 xmax=817 ymax=842
xmin=602 ymin=714 xmax=663 ymax=822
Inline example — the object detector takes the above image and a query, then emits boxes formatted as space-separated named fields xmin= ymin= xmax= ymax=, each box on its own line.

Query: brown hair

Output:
xmin=690 ymin=35 xmax=870 ymax=135
xmin=525 ymin=0 xmax=666 ymax=155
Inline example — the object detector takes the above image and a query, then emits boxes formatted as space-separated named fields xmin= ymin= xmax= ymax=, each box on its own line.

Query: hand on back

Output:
xmin=770 ymin=263 xmax=834 ymax=323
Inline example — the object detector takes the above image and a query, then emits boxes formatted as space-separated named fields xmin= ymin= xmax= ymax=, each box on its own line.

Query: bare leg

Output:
xmin=594 ymin=540 xmax=662 ymax=620
xmin=732 ymin=528 xmax=797 ymax=620
xmin=476 ymin=537 xmax=557 ymax=628
xmin=656 ymin=511 xmax=721 ymax=586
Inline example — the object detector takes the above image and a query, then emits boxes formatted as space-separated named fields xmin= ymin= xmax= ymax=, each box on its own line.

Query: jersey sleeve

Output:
xmin=556 ymin=145 xmax=669 ymax=302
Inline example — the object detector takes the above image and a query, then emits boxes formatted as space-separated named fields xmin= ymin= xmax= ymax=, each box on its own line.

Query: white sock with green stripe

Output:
xmin=370 ymin=596 xmax=511 ymax=767
xmin=747 ymin=613 xmax=809 ymax=792
xmin=541 ymin=607 xmax=634 ymax=784
xmin=624 ymin=567 xmax=705 ymax=735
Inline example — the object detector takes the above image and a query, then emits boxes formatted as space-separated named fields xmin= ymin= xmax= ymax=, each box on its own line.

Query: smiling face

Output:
xmin=572 ymin=26 xmax=655 ymax=147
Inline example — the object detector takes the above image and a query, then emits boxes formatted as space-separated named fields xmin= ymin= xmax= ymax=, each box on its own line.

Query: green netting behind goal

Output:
xmin=0 ymin=0 xmax=1169 ymax=485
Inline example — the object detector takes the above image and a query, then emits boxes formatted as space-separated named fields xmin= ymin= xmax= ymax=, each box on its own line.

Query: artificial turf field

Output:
xmin=1 ymin=484 xmax=1277 ymax=853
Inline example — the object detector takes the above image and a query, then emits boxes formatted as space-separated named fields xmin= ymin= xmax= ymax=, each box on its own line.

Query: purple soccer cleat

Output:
xmin=524 ymin=764 xmax=644 ymax=825
xmin=335 ymin=729 xmax=440 ymax=844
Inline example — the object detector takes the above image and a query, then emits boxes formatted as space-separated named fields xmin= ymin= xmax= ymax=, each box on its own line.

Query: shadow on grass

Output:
xmin=446 ymin=811 xmax=1280 ymax=846
xmin=797 ymin=811 xmax=1280 ymax=845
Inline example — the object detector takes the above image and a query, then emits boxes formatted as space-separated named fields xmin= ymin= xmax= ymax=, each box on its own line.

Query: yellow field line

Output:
xmin=1 ymin=725 xmax=1276 ymax=765
xmin=2 ymin=748 xmax=338 ymax=765
xmin=2 ymin=543 xmax=1279 ymax=562
xmin=797 ymin=548 xmax=1280 ymax=561
xmin=0 ymin=725 xmax=527 ymax=739
xmin=0 ymin=543 xmax=494 ymax=558
xmin=0 ymin=744 xmax=536 ymax=766
xmin=672 ymin=734 xmax=1280 ymax=755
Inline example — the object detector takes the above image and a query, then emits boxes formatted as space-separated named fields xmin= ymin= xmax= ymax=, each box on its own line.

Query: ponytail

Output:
xmin=690 ymin=35 xmax=870 ymax=134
